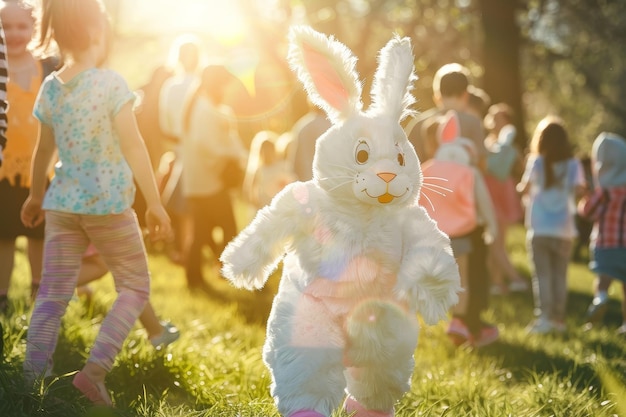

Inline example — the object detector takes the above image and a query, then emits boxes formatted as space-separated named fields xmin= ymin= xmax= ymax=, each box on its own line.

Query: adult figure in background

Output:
xmin=405 ymin=63 xmax=487 ymax=167
xmin=159 ymin=34 xmax=202 ymax=265
xmin=0 ymin=0 xmax=56 ymax=309
xmin=181 ymin=64 xmax=247 ymax=294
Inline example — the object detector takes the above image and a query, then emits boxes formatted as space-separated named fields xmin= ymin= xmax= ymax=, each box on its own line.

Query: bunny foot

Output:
xmin=344 ymin=396 xmax=394 ymax=417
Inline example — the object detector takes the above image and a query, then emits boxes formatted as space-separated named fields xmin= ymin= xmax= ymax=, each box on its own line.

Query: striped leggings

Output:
xmin=24 ymin=209 xmax=150 ymax=380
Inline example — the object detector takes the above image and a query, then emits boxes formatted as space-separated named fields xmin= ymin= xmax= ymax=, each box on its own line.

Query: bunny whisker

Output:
xmin=422 ymin=176 xmax=449 ymax=183
xmin=422 ymin=182 xmax=452 ymax=193
xmin=319 ymin=175 xmax=355 ymax=182
xmin=324 ymin=162 xmax=358 ymax=174
xmin=422 ymin=184 xmax=448 ymax=197
xmin=419 ymin=191 xmax=436 ymax=212
xmin=327 ymin=179 xmax=354 ymax=192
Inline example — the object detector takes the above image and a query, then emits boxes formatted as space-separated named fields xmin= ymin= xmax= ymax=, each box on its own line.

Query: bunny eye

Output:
xmin=395 ymin=143 xmax=405 ymax=166
xmin=355 ymin=141 xmax=370 ymax=165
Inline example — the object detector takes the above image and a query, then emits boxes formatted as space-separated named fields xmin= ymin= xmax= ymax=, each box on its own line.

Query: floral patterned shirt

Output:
xmin=34 ymin=68 xmax=136 ymax=214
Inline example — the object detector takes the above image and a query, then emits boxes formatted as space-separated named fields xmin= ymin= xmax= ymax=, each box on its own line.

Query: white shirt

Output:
xmin=181 ymin=96 xmax=246 ymax=197
xmin=158 ymin=73 xmax=197 ymax=140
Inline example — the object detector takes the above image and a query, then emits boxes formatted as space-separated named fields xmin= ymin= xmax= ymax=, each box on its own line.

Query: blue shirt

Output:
xmin=521 ymin=155 xmax=584 ymax=239
xmin=34 ymin=68 xmax=136 ymax=214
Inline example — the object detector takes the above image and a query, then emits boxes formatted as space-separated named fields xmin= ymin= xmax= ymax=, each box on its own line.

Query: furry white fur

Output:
xmin=220 ymin=26 xmax=461 ymax=417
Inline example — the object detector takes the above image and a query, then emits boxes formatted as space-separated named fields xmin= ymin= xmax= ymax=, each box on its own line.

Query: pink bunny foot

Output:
xmin=289 ymin=410 xmax=325 ymax=417
xmin=344 ymin=396 xmax=394 ymax=417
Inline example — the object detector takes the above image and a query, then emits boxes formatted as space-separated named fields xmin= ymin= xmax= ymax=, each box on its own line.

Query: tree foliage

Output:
xmin=293 ymin=0 xmax=626 ymax=150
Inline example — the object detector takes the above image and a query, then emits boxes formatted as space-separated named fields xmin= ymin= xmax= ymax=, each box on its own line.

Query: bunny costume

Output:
xmin=220 ymin=26 xmax=461 ymax=417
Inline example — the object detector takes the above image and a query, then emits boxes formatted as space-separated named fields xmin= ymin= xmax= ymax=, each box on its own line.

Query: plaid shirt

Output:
xmin=579 ymin=186 xmax=626 ymax=248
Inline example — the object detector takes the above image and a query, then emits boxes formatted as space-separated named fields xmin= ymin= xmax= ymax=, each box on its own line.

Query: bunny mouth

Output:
xmin=362 ymin=188 xmax=408 ymax=204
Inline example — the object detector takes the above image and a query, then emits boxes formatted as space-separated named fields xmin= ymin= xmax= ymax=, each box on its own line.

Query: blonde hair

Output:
xmin=38 ymin=0 xmax=109 ymax=61
xmin=0 ymin=0 xmax=36 ymax=19
xmin=0 ymin=0 xmax=37 ymax=52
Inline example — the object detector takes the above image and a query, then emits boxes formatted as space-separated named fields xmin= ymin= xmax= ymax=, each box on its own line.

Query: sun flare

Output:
xmin=122 ymin=0 xmax=247 ymax=45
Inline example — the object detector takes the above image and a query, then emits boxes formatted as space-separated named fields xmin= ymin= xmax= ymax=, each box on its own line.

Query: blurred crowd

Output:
xmin=0 ymin=0 xmax=625 ymax=409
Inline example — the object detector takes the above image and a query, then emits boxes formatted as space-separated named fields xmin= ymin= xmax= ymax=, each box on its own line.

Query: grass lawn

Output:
xmin=1 ymin=223 xmax=625 ymax=417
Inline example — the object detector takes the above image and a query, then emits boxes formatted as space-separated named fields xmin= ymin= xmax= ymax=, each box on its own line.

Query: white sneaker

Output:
xmin=150 ymin=321 xmax=180 ymax=349
xmin=526 ymin=318 xmax=553 ymax=334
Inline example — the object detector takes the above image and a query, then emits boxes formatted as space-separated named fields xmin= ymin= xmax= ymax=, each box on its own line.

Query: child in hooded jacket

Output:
xmin=578 ymin=132 xmax=626 ymax=335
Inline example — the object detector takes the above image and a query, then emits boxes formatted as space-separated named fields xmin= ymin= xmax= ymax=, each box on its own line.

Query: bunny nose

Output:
xmin=377 ymin=172 xmax=396 ymax=183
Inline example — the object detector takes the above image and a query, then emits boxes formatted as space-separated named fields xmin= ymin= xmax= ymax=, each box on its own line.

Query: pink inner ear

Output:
xmin=439 ymin=112 xmax=459 ymax=143
xmin=302 ymin=43 xmax=350 ymax=112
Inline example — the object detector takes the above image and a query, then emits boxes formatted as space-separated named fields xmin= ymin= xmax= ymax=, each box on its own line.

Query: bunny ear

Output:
xmin=437 ymin=110 xmax=460 ymax=144
xmin=368 ymin=34 xmax=417 ymax=122
xmin=288 ymin=26 xmax=362 ymax=123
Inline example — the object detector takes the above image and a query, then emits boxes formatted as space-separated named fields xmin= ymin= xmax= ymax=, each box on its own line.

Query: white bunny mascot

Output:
xmin=220 ymin=26 xmax=461 ymax=417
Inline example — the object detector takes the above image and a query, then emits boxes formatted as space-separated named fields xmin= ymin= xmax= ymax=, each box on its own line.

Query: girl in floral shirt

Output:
xmin=20 ymin=0 xmax=170 ymax=406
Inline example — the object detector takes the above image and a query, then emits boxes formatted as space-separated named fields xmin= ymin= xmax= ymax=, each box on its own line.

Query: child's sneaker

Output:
xmin=616 ymin=324 xmax=626 ymax=337
xmin=473 ymin=323 xmax=499 ymax=347
xmin=585 ymin=296 xmax=608 ymax=324
xmin=150 ymin=321 xmax=180 ymax=349
xmin=447 ymin=317 xmax=471 ymax=346
xmin=526 ymin=317 xmax=553 ymax=334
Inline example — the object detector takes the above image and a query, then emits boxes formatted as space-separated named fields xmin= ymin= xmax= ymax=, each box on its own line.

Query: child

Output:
xmin=20 ymin=0 xmax=171 ymax=406
xmin=482 ymin=103 xmax=527 ymax=295
xmin=578 ymin=132 xmax=626 ymax=335
xmin=420 ymin=111 xmax=499 ymax=347
xmin=0 ymin=0 xmax=57 ymax=311
xmin=243 ymin=130 xmax=297 ymax=211
xmin=517 ymin=116 xmax=585 ymax=334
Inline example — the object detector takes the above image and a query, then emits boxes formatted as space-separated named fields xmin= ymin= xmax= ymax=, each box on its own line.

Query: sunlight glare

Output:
xmin=124 ymin=0 xmax=247 ymax=44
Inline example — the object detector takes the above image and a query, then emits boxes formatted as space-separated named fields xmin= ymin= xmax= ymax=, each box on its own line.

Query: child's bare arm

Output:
xmin=21 ymin=123 xmax=56 ymax=228
xmin=115 ymin=101 xmax=171 ymax=240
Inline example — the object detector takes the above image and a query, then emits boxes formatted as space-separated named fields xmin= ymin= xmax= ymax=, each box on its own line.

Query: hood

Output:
xmin=592 ymin=132 xmax=626 ymax=188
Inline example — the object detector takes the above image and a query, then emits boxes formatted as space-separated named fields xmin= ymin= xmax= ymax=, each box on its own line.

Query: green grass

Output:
xmin=1 ymin=224 xmax=625 ymax=417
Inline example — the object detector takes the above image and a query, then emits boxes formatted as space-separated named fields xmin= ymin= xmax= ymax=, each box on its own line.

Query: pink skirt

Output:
xmin=484 ymin=174 xmax=523 ymax=226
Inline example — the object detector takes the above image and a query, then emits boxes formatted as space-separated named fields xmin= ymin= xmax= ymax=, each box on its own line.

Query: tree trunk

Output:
xmin=478 ymin=0 xmax=527 ymax=146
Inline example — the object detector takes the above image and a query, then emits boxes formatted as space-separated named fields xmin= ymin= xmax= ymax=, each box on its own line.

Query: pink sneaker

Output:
xmin=447 ymin=317 xmax=471 ymax=346
xmin=473 ymin=324 xmax=499 ymax=347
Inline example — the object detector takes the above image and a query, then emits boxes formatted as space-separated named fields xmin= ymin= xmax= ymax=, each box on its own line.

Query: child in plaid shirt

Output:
xmin=578 ymin=132 xmax=626 ymax=335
